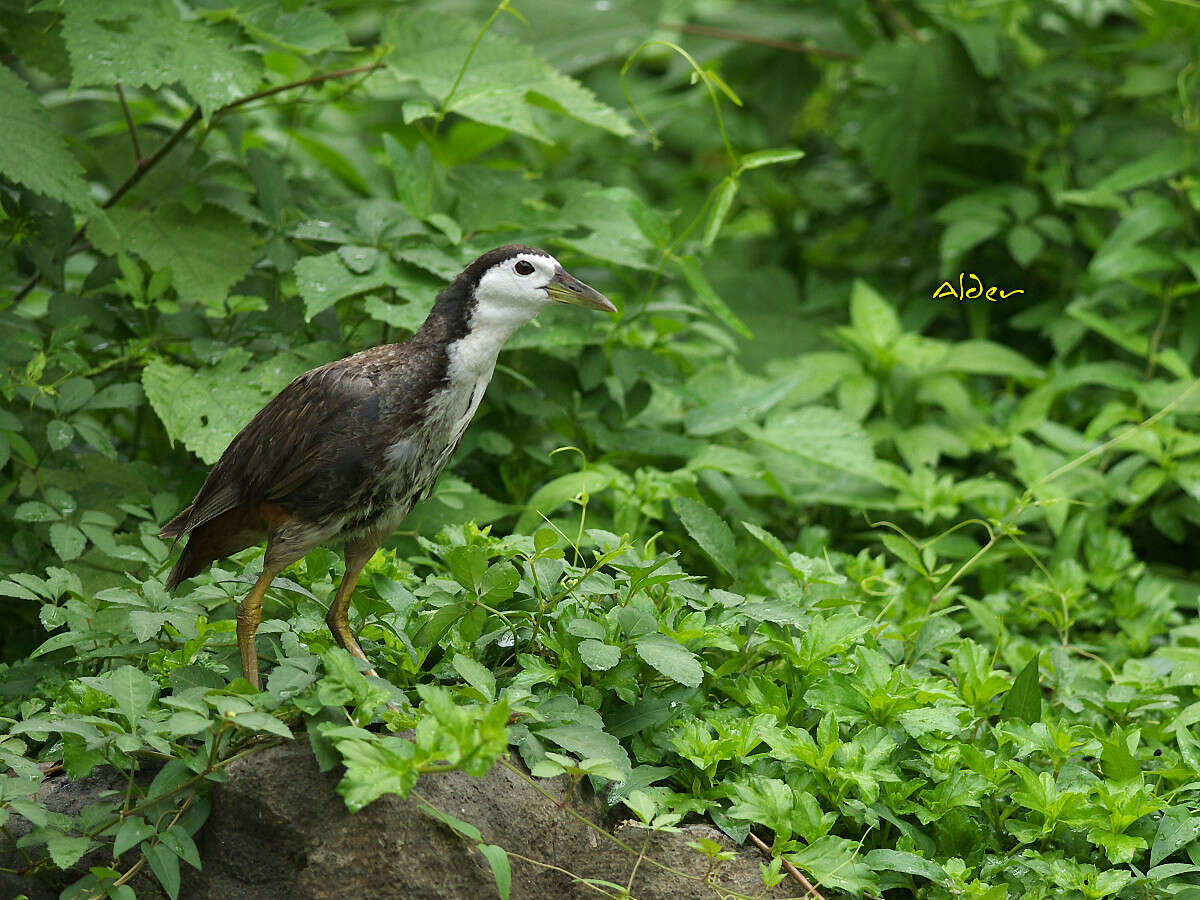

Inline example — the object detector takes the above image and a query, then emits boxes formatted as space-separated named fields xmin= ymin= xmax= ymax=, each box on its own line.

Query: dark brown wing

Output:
xmin=161 ymin=356 xmax=386 ymax=543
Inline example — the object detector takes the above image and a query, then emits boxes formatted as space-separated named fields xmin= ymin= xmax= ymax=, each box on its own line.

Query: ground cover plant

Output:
xmin=1 ymin=0 xmax=1199 ymax=897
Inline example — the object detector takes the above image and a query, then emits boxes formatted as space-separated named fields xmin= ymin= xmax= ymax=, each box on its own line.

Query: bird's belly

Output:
xmin=340 ymin=373 xmax=490 ymax=540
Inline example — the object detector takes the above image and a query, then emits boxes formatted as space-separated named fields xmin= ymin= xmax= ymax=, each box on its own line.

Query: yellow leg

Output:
xmin=327 ymin=537 xmax=382 ymax=677
xmin=236 ymin=568 xmax=278 ymax=690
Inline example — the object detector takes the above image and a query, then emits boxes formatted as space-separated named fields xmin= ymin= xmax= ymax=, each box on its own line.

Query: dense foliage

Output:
xmin=2 ymin=1 xmax=1199 ymax=897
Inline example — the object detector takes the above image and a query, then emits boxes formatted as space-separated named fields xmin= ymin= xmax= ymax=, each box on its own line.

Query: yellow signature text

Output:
xmin=932 ymin=273 xmax=1024 ymax=302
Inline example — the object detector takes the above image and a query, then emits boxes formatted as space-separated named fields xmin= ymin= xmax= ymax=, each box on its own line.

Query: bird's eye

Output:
xmin=514 ymin=260 xmax=535 ymax=275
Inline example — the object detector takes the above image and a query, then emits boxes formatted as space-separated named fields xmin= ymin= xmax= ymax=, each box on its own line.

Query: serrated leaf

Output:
xmin=46 ymin=419 xmax=74 ymax=451
xmin=14 ymin=501 xmax=59 ymax=523
xmin=237 ymin=3 xmax=350 ymax=53
xmin=89 ymin=665 xmax=157 ymax=728
xmin=634 ymin=634 xmax=702 ymax=687
xmin=63 ymin=0 xmax=260 ymax=118
xmin=386 ymin=14 xmax=631 ymax=142
xmin=0 ymin=65 xmax=97 ymax=213
xmin=142 ymin=350 xmax=310 ymax=464
xmin=673 ymin=496 xmax=736 ymax=576
xmin=89 ymin=204 xmax=258 ymax=312
xmin=45 ymin=831 xmax=92 ymax=869
xmin=49 ymin=523 xmax=86 ymax=561
xmin=579 ymin=639 xmax=621 ymax=671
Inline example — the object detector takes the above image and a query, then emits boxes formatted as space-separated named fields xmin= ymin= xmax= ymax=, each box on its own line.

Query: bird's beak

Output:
xmin=545 ymin=266 xmax=617 ymax=313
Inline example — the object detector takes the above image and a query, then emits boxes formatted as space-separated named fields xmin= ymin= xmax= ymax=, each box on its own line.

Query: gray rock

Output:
xmin=186 ymin=738 xmax=795 ymax=899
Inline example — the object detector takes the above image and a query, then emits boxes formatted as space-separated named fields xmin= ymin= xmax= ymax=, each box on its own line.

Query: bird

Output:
xmin=161 ymin=245 xmax=616 ymax=689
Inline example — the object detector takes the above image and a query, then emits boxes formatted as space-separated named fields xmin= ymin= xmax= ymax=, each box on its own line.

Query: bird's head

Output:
xmin=468 ymin=245 xmax=616 ymax=323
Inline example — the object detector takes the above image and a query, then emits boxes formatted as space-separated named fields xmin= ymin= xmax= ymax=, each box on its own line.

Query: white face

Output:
xmin=472 ymin=252 xmax=559 ymax=322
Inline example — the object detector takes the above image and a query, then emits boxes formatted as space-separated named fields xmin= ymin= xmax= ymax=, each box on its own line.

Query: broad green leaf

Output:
xmin=537 ymin=723 xmax=631 ymax=775
xmin=672 ymin=496 xmax=737 ymax=576
xmin=938 ymin=341 xmax=1043 ymax=378
xmin=999 ymin=654 xmax=1041 ymax=724
xmin=143 ymin=841 xmax=181 ymax=900
xmin=452 ymin=653 xmax=496 ymax=701
xmin=48 ymin=523 xmax=86 ymax=561
xmin=849 ymin=280 xmax=900 ymax=348
xmin=295 ymin=252 xmax=441 ymax=320
xmin=634 ymin=633 xmax=703 ymax=687
xmin=88 ymin=665 xmax=158 ymax=728
xmin=863 ymin=849 xmax=948 ymax=886
xmin=63 ymin=0 xmax=260 ymax=118
xmin=89 ymin=204 xmax=258 ymax=313
xmin=45 ymin=831 xmax=92 ymax=870
xmin=114 ymin=816 xmax=154 ymax=858
xmin=751 ymin=405 xmax=880 ymax=482
xmin=0 ymin=65 xmax=97 ymax=213
xmin=236 ymin=3 xmax=350 ymax=53
xmin=1151 ymin=806 xmax=1200 ymax=866
xmin=579 ymin=640 xmax=621 ymax=671
xmin=385 ymin=14 xmax=631 ymax=142
xmin=142 ymin=349 xmax=311 ymax=464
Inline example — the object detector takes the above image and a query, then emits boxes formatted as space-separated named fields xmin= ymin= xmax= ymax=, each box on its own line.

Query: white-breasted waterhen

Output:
xmin=161 ymin=246 xmax=615 ymax=688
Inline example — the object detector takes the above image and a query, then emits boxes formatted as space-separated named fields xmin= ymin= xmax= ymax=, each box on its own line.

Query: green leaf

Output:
xmin=63 ymin=0 xmax=261 ymax=118
xmin=142 ymin=349 xmax=311 ymax=465
xmin=863 ymin=849 xmax=947 ymax=886
xmin=89 ymin=665 xmax=158 ymax=728
xmin=1007 ymin=224 xmax=1045 ymax=267
xmin=89 ymin=204 xmax=258 ymax=313
xmin=49 ymin=522 xmax=86 ymax=561
xmin=386 ymin=14 xmax=632 ymax=142
xmin=752 ymin=406 xmax=881 ymax=483
xmin=335 ymin=736 xmax=419 ymax=811
xmin=114 ymin=816 xmax=154 ymax=858
xmin=143 ymin=841 xmax=181 ymax=900
xmin=579 ymin=640 xmax=621 ymax=671
xmin=634 ymin=634 xmax=703 ymax=687
xmin=478 ymin=844 xmax=511 ymax=900
xmin=703 ymin=177 xmax=738 ymax=248
xmin=999 ymin=654 xmax=1041 ymax=724
xmin=849 ymin=280 xmax=900 ymax=348
xmin=45 ymin=830 xmax=92 ymax=869
xmin=675 ymin=255 xmax=752 ymax=338
xmin=938 ymin=340 xmax=1043 ymax=378
xmin=1151 ymin=806 xmax=1200 ymax=866
xmin=538 ymin=723 xmax=631 ymax=776
xmin=452 ymin=653 xmax=496 ymax=702
xmin=672 ymin=496 xmax=737 ymax=576
xmin=15 ymin=501 xmax=59 ymax=523
xmin=0 ymin=65 xmax=97 ymax=213
xmin=740 ymin=147 xmax=805 ymax=170
xmin=236 ymin=4 xmax=350 ymax=54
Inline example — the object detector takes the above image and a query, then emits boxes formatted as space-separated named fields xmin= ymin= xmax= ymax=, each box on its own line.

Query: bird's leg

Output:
xmin=328 ymin=536 xmax=383 ymax=677
xmin=236 ymin=567 xmax=278 ymax=690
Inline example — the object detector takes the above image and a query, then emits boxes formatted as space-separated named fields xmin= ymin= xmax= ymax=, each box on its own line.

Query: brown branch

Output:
xmin=665 ymin=22 xmax=857 ymax=60
xmin=747 ymin=831 xmax=825 ymax=899
xmin=8 ymin=62 xmax=386 ymax=308
xmin=115 ymin=82 xmax=142 ymax=162
xmin=868 ymin=0 xmax=927 ymax=43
